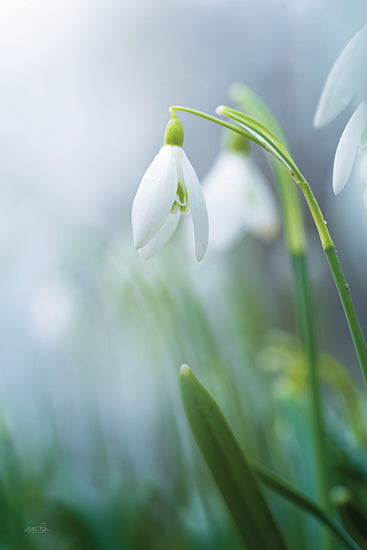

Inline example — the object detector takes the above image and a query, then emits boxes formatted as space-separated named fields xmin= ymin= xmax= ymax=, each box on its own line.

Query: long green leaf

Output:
xmin=179 ymin=364 xmax=288 ymax=550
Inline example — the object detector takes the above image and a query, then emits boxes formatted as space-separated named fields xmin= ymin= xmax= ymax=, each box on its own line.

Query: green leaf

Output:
xmin=179 ymin=364 xmax=288 ymax=550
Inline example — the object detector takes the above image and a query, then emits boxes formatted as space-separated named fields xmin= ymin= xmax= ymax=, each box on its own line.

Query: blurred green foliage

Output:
xmin=1 ymin=235 xmax=366 ymax=549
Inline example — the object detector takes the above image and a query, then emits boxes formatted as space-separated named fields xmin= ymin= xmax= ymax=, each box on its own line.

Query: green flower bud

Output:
xmin=223 ymin=130 xmax=250 ymax=153
xmin=164 ymin=117 xmax=184 ymax=147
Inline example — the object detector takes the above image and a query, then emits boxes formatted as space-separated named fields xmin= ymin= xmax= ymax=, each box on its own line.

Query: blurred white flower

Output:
xmin=132 ymin=142 xmax=208 ymax=261
xmin=203 ymin=151 xmax=279 ymax=251
xmin=314 ymin=23 xmax=367 ymax=199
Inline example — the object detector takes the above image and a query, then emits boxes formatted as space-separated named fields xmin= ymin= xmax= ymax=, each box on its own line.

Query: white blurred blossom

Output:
xmin=314 ymin=23 xmax=367 ymax=200
xmin=203 ymin=150 xmax=279 ymax=251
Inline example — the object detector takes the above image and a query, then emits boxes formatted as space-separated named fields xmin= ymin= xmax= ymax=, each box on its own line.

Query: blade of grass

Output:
xmin=179 ymin=364 xmax=288 ymax=550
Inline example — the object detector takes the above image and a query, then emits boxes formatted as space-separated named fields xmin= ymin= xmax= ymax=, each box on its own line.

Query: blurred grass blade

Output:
xmin=179 ymin=364 xmax=288 ymax=550
xmin=229 ymin=83 xmax=287 ymax=142
xmin=332 ymin=486 xmax=367 ymax=548
xmin=251 ymin=461 xmax=362 ymax=550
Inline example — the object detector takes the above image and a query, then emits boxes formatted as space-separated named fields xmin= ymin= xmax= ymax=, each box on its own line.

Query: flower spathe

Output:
xmin=132 ymin=144 xmax=209 ymax=261
xmin=203 ymin=150 xmax=280 ymax=251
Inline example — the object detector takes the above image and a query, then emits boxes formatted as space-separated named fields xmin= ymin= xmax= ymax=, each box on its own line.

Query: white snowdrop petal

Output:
xmin=333 ymin=102 xmax=367 ymax=195
xmin=203 ymin=152 xmax=279 ymax=250
xmin=132 ymin=145 xmax=178 ymax=249
xmin=243 ymin=157 xmax=280 ymax=240
xmin=364 ymin=188 xmax=367 ymax=209
xmin=181 ymin=152 xmax=209 ymax=261
xmin=314 ymin=23 xmax=367 ymax=128
xmin=138 ymin=212 xmax=180 ymax=260
xmin=203 ymin=152 xmax=250 ymax=250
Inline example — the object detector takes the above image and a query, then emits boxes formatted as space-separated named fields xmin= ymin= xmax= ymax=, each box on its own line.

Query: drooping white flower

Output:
xmin=131 ymin=117 xmax=208 ymax=261
xmin=314 ymin=23 xmax=367 ymax=200
xmin=203 ymin=150 xmax=280 ymax=251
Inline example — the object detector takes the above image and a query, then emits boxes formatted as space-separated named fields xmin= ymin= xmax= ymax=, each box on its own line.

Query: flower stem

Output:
xmin=291 ymin=252 xmax=331 ymax=545
xmin=297 ymin=173 xmax=367 ymax=387
xmin=170 ymin=105 xmax=367 ymax=388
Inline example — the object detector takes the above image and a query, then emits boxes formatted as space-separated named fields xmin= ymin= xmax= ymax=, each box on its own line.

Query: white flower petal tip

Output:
xmin=131 ymin=144 xmax=207 ymax=261
xmin=314 ymin=23 xmax=367 ymax=128
xmin=332 ymin=102 xmax=367 ymax=195
xmin=138 ymin=212 xmax=180 ymax=260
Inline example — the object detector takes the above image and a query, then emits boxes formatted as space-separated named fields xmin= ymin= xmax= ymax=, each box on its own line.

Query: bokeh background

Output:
xmin=1 ymin=0 xmax=367 ymax=548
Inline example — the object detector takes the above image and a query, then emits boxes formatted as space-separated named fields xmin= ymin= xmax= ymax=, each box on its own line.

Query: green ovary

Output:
xmin=171 ymin=181 xmax=188 ymax=213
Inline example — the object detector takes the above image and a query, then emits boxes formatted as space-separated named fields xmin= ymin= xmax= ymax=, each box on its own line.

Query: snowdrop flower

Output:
xmin=203 ymin=135 xmax=279 ymax=251
xmin=132 ymin=116 xmax=208 ymax=261
xmin=314 ymin=23 xmax=367 ymax=198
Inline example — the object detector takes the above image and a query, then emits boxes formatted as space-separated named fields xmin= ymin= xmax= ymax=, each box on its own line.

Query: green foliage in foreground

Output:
xmin=179 ymin=364 xmax=288 ymax=549
xmin=179 ymin=365 xmax=361 ymax=550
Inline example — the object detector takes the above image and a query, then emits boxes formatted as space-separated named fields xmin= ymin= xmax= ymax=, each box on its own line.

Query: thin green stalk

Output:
xmin=250 ymin=459 xmax=362 ymax=550
xmin=291 ymin=254 xmax=330 ymax=523
xmin=298 ymin=176 xmax=367 ymax=387
xmin=324 ymin=246 xmax=367 ymax=387
xmin=170 ymin=105 xmax=367 ymax=389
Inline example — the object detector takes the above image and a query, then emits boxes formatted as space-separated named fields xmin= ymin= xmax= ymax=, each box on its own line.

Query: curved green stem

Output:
xmin=171 ymin=105 xmax=367 ymax=389
xmin=297 ymin=175 xmax=367 ymax=387
xmin=170 ymin=106 xmax=266 ymax=150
